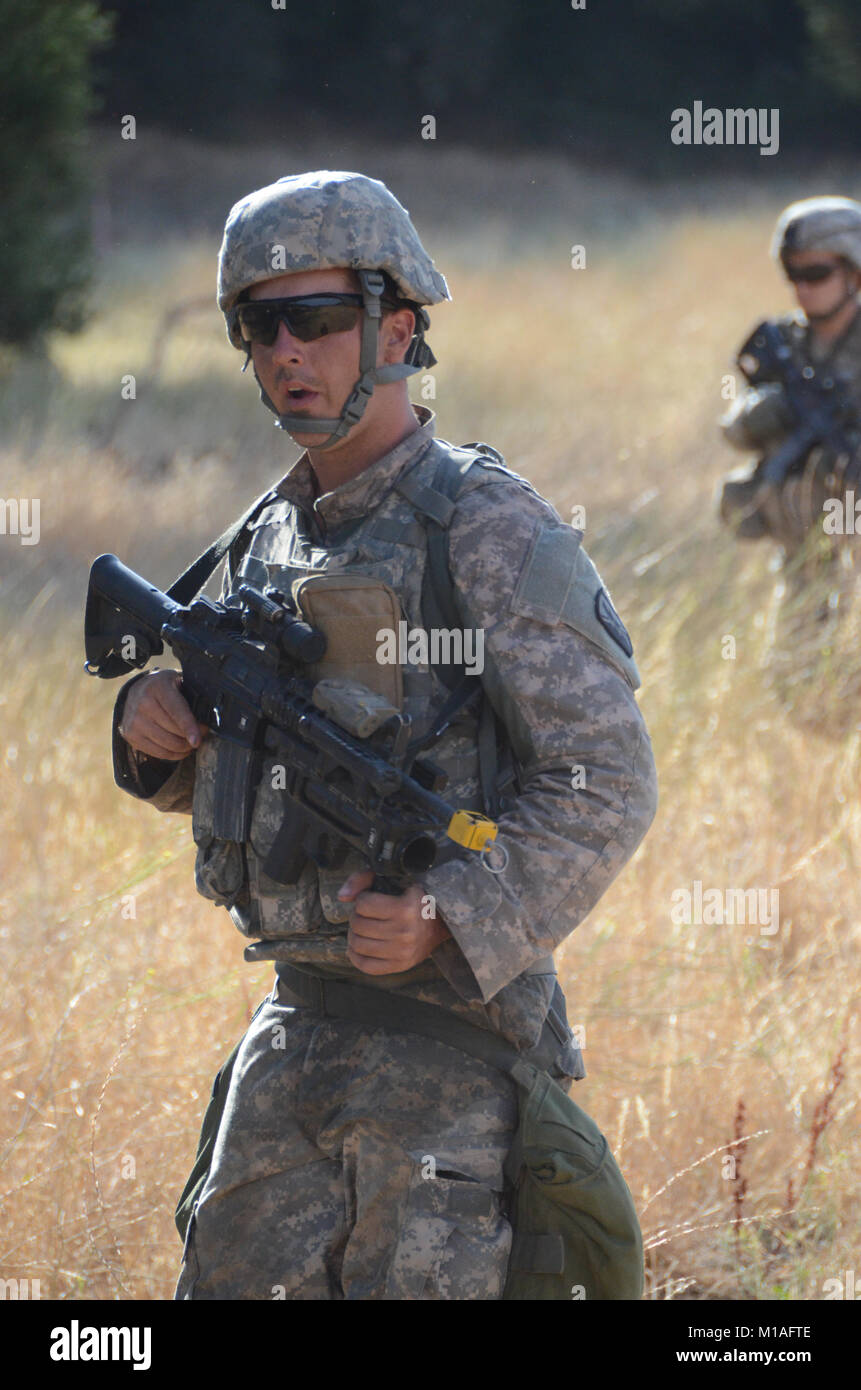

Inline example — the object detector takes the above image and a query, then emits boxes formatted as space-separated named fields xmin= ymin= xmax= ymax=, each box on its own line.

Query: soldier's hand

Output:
xmin=118 ymin=670 xmax=208 ymax=761
xmin=339 ymin=870 xmax=451 ymax=975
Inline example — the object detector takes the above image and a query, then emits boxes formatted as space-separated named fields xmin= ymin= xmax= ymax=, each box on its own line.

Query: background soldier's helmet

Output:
xmin=771 ymin=196 xmax=861 ymax=273
xmin=217 ymin=171 xmax=450 ymax=449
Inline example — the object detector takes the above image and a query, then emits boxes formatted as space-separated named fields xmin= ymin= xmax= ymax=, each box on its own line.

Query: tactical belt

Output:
xmin=273 ymin=960 xmax=572 ymax=1080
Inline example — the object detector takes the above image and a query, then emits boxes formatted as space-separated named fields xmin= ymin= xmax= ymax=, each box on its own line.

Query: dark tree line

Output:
xmin=93 ymin=0 xmax=861 ymax=160
xmin=2 ymin=0 xmax=859 ymax=349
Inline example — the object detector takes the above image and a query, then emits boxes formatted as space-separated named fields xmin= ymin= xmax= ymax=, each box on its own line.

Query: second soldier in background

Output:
xmin=719 ymin=196 xmax=861 ymax=560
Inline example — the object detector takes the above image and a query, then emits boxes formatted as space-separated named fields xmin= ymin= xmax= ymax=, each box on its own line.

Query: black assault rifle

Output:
xmin=737 ymin=319 xmax=860 ymax=489
xmin=84 ymin=554 xmax=497 ymax=888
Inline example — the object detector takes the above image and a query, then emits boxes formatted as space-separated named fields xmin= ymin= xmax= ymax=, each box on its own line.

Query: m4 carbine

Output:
xmin=737 ymin=319 xmax=859 ymax=489
xmin=84 ymin=554 xmax=497 ymax=888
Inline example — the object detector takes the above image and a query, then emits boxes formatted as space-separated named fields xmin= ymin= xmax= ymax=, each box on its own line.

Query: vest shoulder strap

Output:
xmin=395 ymin=440 xmax=520 ymax=658
xmin=395 ymin=441 xmax=525 ymax=817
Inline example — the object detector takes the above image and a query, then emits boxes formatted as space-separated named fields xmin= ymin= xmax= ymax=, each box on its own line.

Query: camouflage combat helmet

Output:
xmin=217 ymin=171 xmax=450 ymax=448
xmin=771 ymin=196 xmax=861 ymax=273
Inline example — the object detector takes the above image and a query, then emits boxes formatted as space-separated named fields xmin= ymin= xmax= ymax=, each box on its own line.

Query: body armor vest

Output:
xmin=191 ymin=438 xmax=533 ymax=949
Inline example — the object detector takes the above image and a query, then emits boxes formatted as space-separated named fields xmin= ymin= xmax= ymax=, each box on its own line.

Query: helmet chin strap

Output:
xmin=252 ymin=269 xmax=422 ymax=451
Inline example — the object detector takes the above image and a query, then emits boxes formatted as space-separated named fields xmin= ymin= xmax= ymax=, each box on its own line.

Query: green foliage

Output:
xmin=799 ymin=0 xmax=861 ymax=101
xmin=0 ymin=0 xmax=111 ymax=349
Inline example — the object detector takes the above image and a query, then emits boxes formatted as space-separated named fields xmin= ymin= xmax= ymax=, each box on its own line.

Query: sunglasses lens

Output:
xmin=236 ymin=303 xmax=271 ymax=344
xmin=285 ymin=303 xmax=362 ymax=340
xmin=237 ymin=298 xmax=362 ymax=345
xmin=788 ymin=264 xmax=837 ymax=284
xmin=237 ymin=303 xmax=275 ymax=344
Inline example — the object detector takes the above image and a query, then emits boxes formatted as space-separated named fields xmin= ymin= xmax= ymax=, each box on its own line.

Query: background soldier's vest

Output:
xmin=721 ymin=310 xmax=861 ymax=550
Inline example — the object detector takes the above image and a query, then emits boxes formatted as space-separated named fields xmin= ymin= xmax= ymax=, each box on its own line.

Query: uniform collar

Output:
xmin=274 ymin=405 xmax=436 ymax=530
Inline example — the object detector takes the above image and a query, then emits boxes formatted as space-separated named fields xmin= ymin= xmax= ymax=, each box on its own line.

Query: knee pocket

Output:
xmin=385 ymin=1166 xmax=511 ymax=1301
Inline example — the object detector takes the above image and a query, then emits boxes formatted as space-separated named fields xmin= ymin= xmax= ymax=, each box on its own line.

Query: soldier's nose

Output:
xmin=271 ymin=319 xmax=305 ymax=361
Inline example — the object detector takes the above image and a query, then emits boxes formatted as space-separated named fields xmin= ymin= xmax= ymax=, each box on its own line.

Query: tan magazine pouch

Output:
xmin=292 ymin=574 xmax=404 ymax=710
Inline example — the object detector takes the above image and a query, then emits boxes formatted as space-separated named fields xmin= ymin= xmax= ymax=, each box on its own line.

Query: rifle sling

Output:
xmin=166 ymin=487 xmax=280 ymax=604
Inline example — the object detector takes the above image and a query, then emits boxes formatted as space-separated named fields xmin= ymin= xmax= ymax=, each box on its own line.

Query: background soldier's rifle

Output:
xmin=737 ymin=319 xmax=860 ymax=493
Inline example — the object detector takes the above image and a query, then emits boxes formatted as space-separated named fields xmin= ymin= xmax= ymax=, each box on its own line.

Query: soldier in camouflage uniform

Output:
xmin=719 ymin=196 xmax=861 ymax=558
xmin=113 ymin=171 xmax=658 ymax=1300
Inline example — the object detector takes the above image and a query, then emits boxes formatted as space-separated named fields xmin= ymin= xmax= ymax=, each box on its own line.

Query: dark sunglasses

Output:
xmin=784 ymin=263 xmax=841 ymax=284
xmin=235 ymin=293 xmax=366 ymax=346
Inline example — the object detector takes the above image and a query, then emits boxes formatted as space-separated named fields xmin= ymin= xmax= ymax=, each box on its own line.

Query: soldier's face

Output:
xmin=247 ymin=268 xmax=362 ymax=442
xmin=246 ymin=268 xmax=410 ymax=452
xmin=783 ymin=249 xmax=859 ymax=319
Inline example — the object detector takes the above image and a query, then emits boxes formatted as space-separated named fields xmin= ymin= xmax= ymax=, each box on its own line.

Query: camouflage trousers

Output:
xmin=175 ymin=988 xmax=519 ymax=1300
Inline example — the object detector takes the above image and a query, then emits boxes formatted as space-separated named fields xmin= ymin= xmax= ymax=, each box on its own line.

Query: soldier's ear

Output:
xmin=380 ymin=306 xmax=416 ymax=363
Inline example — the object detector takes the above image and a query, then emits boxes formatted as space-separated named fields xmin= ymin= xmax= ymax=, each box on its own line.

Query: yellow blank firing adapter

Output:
xmin=447 ymin=811 xmax=498 ymax=851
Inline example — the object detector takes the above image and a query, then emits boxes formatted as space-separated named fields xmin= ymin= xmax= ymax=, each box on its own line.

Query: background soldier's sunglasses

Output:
xmin=236 ymin=293 xmax=396 ymax=346
xmin=784 ymin=263 xmax=842 ymax=284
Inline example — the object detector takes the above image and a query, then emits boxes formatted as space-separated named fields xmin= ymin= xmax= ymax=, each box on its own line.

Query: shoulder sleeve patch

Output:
xmin=511 ymin=519 xmax=641 ymax=689
xmin=510 ymin=518 xmax=583 ymax=624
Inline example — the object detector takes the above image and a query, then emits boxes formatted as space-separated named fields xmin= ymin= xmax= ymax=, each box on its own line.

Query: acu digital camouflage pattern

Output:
xmin=115 ymin=408 xmax=658 ymax=1300
xmin=176 ymin=997 xmax=519 ymax=1300
xmin=217 ymin=171 xmax=450 ymax=348
xmin=120 ymin=407 xmax=657 ymax=1059
xmin=720 ymin=308 xmax=861 ymax=554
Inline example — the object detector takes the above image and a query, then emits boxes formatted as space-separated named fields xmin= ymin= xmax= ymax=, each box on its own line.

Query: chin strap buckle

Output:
xmin=340 ymin=373 xmax=375 ymax=430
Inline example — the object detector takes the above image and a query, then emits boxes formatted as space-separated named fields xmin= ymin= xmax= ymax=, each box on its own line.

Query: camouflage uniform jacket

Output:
xmin=114 ymin=407 xmax=658 ymax=1064
xmin=721 ymin=305 xmax=861 ymax=454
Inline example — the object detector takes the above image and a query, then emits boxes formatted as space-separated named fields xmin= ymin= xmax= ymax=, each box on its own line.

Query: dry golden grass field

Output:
xmin=1 ymin=133 xmax=858 ymax=1301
